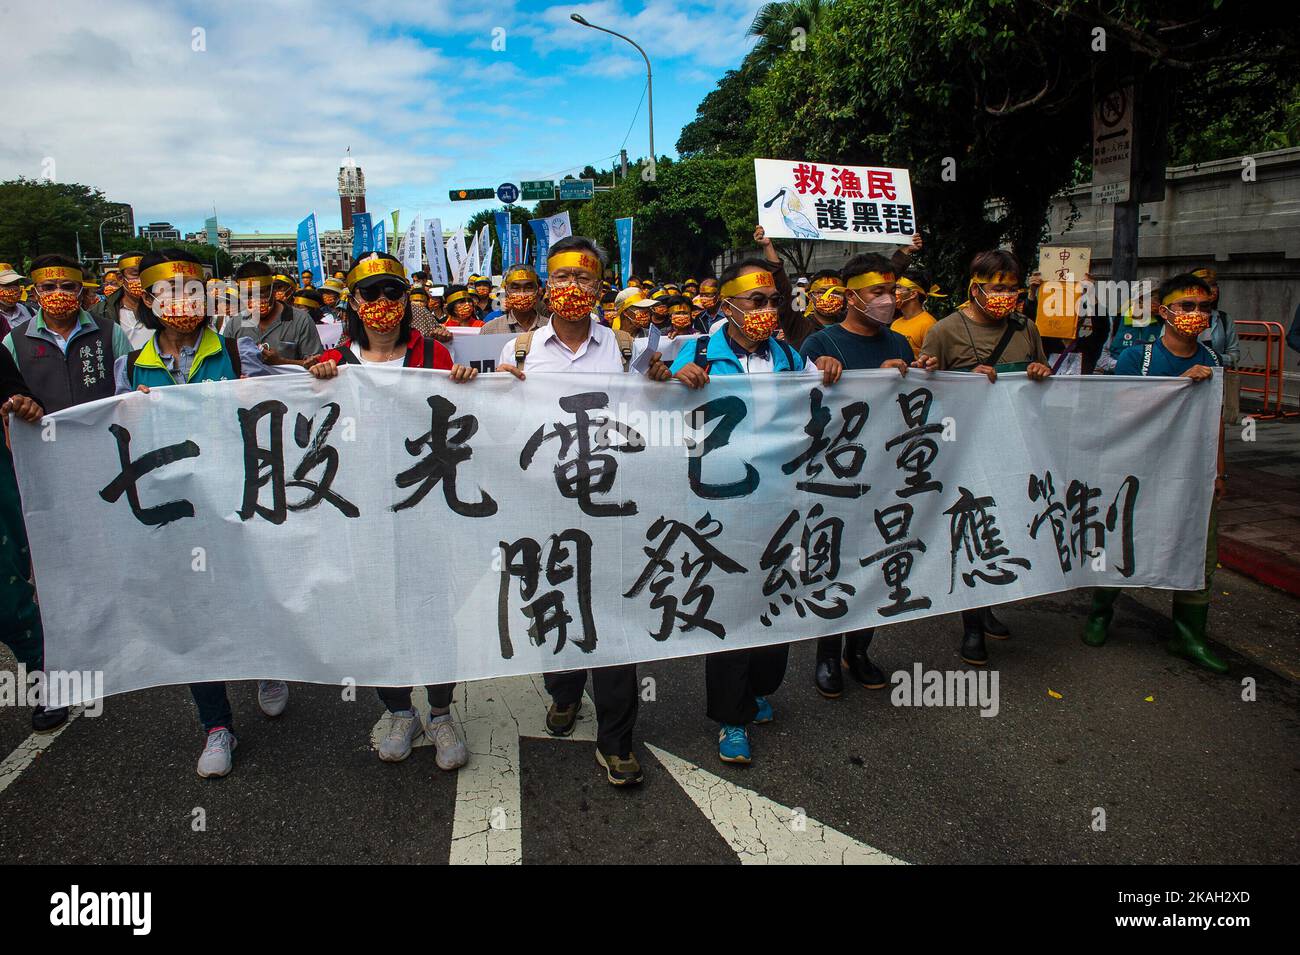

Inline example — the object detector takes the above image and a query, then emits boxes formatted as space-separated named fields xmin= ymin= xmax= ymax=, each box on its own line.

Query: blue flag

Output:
xmin=494 ymin=211 xmax=513 ymax=271
xmin=528 ymin=218 xmax=550 ymax=279
xmin=296 ymin=213 xmax=325 ymax=286
xmin=351 ymin=212 xmax=373 ymax=258
xmin=615 ymin=217 xmax=634 ymax=287
xmin=373 ymin=220 xmax=387 ymax=254
xmin=510 ymin=224 xmax=524 ymax=272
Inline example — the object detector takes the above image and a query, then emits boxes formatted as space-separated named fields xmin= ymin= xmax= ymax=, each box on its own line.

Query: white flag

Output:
xmin=465 ymin=231 xmax=480 ymax=284
xmin=424 ymin=218 xmax=448 ymax=284
xmin=446 ymin=227 xmax=467 ymax=284
xmin=401 ymin=215 xmax=422 ymax=277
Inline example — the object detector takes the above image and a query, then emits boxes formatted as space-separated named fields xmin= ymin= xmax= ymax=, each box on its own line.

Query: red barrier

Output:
xmin=1235 ymin=321 xmax=1298 ymax=419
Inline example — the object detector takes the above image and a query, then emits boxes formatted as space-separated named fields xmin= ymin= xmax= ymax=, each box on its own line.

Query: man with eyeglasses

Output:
xmin=494 ymin=236 xmax=644 ymax=787
xmin=480 ymin=264 xmax=550 ymax=335
xmin=1083 ymin=273 xmax=1230 ymax=674
xmin=221 ymin=261 xmax=323 ymax=366
xmin=0 ymin=254 xmax=135 ymax=733
xmin=92 ymin=251 xmax=151 ymax=349
xmin=651 ymin=258 xmax=842 ymax=765
xmin=3 ymin=255 xmax=132 ymax=414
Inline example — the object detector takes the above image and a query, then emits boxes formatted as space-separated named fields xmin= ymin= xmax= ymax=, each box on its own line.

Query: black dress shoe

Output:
xmin=815 ymin=639 xmax=844 ymax=699
xmin=843 ymin=632 xmax=887 ymax=688
xmin=32 ymin=705 xmax=69 ymax=733
xmin=982 ymin=606 xmax=1011 ymax=639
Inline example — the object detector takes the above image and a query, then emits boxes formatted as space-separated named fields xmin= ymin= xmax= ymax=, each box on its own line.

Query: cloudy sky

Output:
xmin=2 ymin=0 xmax=763 ymax=237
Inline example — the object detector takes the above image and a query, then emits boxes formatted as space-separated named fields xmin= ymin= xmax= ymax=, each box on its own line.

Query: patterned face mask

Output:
xmin=452 ymin=301 xmax=476 ymax=320
xmin=39 ymin=289 xmax=81 ymax=318
xmin=976 ymin=285 xmax=1019 ymax=319
xmin=125 ymin=278 xmax=144 ymax=298
xmin=627 ymin=308 xmax=651 ymax=328
xmin=813 ymin=291 xmax=845 ymax=317
xmin=0 ymin=287 xmax=21 ymax=305
xmin=156 ymin=299 xmax=207 ymax=332
xmin=670 ymin=309 xmax=693 ymax=329
xmin=357 ymin=298 xmax=405 ymax=332
xmin=1165 ymin=308 xmax=1210 ymax=338
xmin=504 ymin=291 xmax=537 ymax=312
xmin=547 ymin=283 xmax=598 ymax=320
xmin=730 ymin=304 xmax=779 ymax=342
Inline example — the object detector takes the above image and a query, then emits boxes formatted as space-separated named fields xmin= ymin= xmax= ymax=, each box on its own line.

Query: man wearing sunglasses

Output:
xmin=652 ymin=258 xmax=841 ymax=766
xmin=1085 ymin=273 xmax=1229 ymax=674
xmin=221 ymin=261 xmax=323 ymax=366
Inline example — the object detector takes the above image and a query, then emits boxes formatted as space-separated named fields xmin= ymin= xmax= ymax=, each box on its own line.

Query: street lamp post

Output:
xmin=570 ymin=14 xmax=654 ymax=172
xmin=98 ymin=213 xmax=124 ymax=262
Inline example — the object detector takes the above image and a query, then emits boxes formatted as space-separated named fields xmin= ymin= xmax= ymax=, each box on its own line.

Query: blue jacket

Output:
xmin=669 ymin=328 xmax=805 ymax=376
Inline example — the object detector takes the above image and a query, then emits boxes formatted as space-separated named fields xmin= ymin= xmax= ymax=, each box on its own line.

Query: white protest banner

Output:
xmin=447 ymin=227 xmax=468 ymax=284
xmin=477 ymin=225 xmax=491 ymax=274
xmin=465 ymin=231 xmax=481 ymax=283
xmin=12 ymin=369 xmax=1220 ymax=706
xmin=401 ymin=215 xmax=422 ymax=277
xmin=424 ymin=218 xmax=448 ymax=284
xmin=755 ymin=158 xmax=916 ymax=245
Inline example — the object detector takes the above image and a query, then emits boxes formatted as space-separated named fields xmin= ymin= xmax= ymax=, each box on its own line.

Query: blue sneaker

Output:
xmin=753 ymin=696 xmax=774 ymax=724
xmin=718 ymin=724 xmax=751 ymax=764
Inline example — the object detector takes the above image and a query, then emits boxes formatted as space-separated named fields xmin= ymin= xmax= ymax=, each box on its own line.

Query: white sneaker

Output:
xmin=378 ymin=709 xmax=422 ymax=762
xmin=197 ymin=728 xmax=237 ymax=778
xmin=257 ymin=680 xmax=289 ymax=717
xmin=426 ymin=713 xmax=469 ymax=771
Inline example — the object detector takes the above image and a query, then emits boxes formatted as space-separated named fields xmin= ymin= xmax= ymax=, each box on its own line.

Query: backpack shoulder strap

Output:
xmin=1140 ymin=343 xmax=1153 ymax=376
xmin=984 ymin=319 xmax=1022 ymax=368
xmin=613 ymin=329 xmax=634 ymax=371
xmin=222 ymin=334 xmax=242 ymax=377
xmin=514 ymin=330 xmax=535 ymax=368
xmin=124 ymin=348 xmax=143 ymax=385
xmin=693 ymin=335 xmax=711 ymax=369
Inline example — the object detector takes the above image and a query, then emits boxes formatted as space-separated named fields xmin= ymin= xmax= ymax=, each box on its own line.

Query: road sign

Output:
xmin=496 ymin=183 xmax=520 ymax=204
xmin=519 ymin=180 xmax=554 ymax=201
xmin=558 ymin=178 xmax=595 ymax=200
xmin=449 ymin=188 xmax=495 ymax=202
xmin=1091 ymin=86 xmax=1133 ymax=205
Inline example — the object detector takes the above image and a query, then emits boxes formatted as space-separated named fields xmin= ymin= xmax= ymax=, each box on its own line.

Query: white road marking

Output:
xmin=0 ymin=706 xmax=84 ymax=796
xmin=646 ymin=743 xmax=907 ymax=865
xmin=369 ymin=675 xmax=593 ymax=865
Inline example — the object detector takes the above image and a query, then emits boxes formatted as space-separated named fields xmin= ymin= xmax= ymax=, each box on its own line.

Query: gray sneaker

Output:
xmin=378 ymin=709 xmax=422 ymax=762
xmin=197 ymin=728 xmax=237 ymax=778
xmin=425 ymin=713 xmax=469 ymax=771
xmin=257 ymin=680 xmax=289 ymax=717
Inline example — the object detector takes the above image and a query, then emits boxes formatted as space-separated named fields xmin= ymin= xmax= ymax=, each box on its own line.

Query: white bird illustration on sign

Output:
xmin=764 ymin=188 xmax=819 ymax=239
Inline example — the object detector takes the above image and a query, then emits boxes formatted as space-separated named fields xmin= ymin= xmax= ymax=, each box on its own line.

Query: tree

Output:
xmin=0 ymin=178 xmax=124 ymax=266
xmin=743 ymin=0 xmax=1299 ymax=292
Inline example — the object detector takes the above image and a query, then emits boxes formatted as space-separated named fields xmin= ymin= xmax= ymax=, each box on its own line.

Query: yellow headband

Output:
xmin=445 ymin=290 xmax=470 ymax=306
xmin=139 ymin=260 xmax=204 ymax=288
xmin=237 ymin=275 xmax=274 ymax=291
xmin=845 ymin=271 xmax=895 ymax=290
xmin=809 ymin=278 xmax=840 ymax=291
xmin=720 ymin=271 xmax=775 ymax=299
xmin=1161 ymin=287 xmax=1209 ymax=306
xmin=117 ymin=254 xmax=143 ymax=270
xmin=346 ymin=257 xmax=407 ymax=288
xmin=971 ymin=271 xmax=1019 ymax=286
xmin=31 ymin=266 xmax=84 ymax=284
xmin=816 ymin=285 xmax=847 ymax=298
xmin=547 ymin=251 xmax=600 ymax=274
xmin=505 ymin=268 xmax=535 ymax=284
xmin=897 ymin=276 xmax=947 ymax=298
xmin=292 ymin=295 xmax=317 ymax=308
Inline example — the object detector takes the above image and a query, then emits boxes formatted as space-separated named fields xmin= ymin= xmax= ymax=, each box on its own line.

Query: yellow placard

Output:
xmin=1035 ymin=281 xmax=1081 ymax=338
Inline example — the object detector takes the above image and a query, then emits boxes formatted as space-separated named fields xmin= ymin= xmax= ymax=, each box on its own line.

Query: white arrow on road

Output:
xmin=372 ymin=677 xmax=907 ymax=865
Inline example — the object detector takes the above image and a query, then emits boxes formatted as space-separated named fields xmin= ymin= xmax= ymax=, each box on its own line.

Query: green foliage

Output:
xmin=0 ymin=178 xmax=130 ymax=268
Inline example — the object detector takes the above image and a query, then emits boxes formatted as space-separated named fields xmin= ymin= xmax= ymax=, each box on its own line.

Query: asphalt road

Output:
xmin=1 ymin=570 xmax=1296 ymax=865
